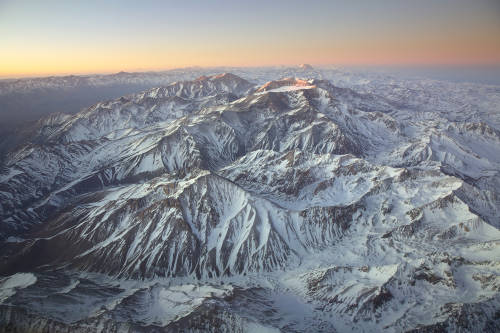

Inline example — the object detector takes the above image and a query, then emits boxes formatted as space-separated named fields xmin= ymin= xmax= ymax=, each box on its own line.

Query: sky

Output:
xmin=1 ymin=0 xmax=500 ymax=77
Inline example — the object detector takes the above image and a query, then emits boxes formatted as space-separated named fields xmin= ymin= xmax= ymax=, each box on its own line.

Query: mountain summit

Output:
xmin=299 ymin=63 xmax=314 ymax=70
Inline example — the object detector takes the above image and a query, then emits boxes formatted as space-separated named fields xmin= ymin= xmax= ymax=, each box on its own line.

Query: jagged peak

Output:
xmin=299 ymin=63 xmax=314 ymax=70
xmin=212 ymin=72 xmax=244 ymax=80
xmin=194 ymin=75 xmax=210 ymax=81
xmin=256 ymin=77 xmax=315 ymax=93
xmin=193 ymin=72 xmax=250 ymax=84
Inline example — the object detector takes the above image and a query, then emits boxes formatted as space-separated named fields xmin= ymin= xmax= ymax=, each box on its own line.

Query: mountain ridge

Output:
xmin=0 ymin=73 xmax=499 ymax=332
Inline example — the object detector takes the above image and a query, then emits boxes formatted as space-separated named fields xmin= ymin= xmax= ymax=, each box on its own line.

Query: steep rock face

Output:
xmin=34 ymin=73 xmax=255 ymax=144
xmin=0 ymin=73 xmax=499 ymax=332
xmin=1 ymin=164 xmax=374 ymax=279
xmin=1 ymin=172 xmax=298 ymax=278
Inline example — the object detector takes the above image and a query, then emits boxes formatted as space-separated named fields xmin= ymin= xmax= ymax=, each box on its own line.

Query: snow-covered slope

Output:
xmin=0 ymin=72 xmax=499 ymax=332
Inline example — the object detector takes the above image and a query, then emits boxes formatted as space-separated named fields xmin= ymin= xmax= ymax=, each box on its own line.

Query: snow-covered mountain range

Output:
xmin=0 ymin=69 xmax=499 ymax=332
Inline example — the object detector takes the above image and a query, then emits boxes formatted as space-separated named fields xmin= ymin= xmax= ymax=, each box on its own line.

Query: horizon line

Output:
xmin=3 ymin=62 xmax=500 ymax=80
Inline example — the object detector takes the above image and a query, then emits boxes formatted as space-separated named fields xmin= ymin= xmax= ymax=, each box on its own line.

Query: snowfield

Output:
xmin=0 ymin=68 xmax=499 ymax=332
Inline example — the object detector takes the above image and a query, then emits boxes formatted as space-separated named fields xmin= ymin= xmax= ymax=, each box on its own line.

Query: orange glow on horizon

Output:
xmin=2 ymin=46 xmax=500 ymax=79
xmin=3 ymin=27 xmax=500 ymax=78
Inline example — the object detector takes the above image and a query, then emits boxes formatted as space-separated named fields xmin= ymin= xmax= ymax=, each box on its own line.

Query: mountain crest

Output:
xmin=256 ymin=77 xmax=315 ymax=93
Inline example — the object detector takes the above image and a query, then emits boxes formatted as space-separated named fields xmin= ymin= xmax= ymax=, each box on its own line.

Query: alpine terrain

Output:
xmin=0 ymin=69 xmax=499 ymax=332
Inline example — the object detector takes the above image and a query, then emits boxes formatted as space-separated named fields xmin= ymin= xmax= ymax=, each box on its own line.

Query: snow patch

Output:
xmin=0 ymin=273 xmax=37 ymax=303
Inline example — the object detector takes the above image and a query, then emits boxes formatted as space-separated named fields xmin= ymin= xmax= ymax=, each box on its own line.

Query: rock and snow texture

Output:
xmin=0 ymin=273 xmax=37 ymax=303
xmin=0 ymin=71 xmax=499 ymax=332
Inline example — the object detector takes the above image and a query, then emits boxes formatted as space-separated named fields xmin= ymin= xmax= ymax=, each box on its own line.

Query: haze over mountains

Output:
xmin=0 ymin=67 xmax=499 ymax=332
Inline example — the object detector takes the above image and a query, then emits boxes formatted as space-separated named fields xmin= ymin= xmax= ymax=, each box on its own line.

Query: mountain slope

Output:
xmin=0 ymin=73 xmax=499 ymax=332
